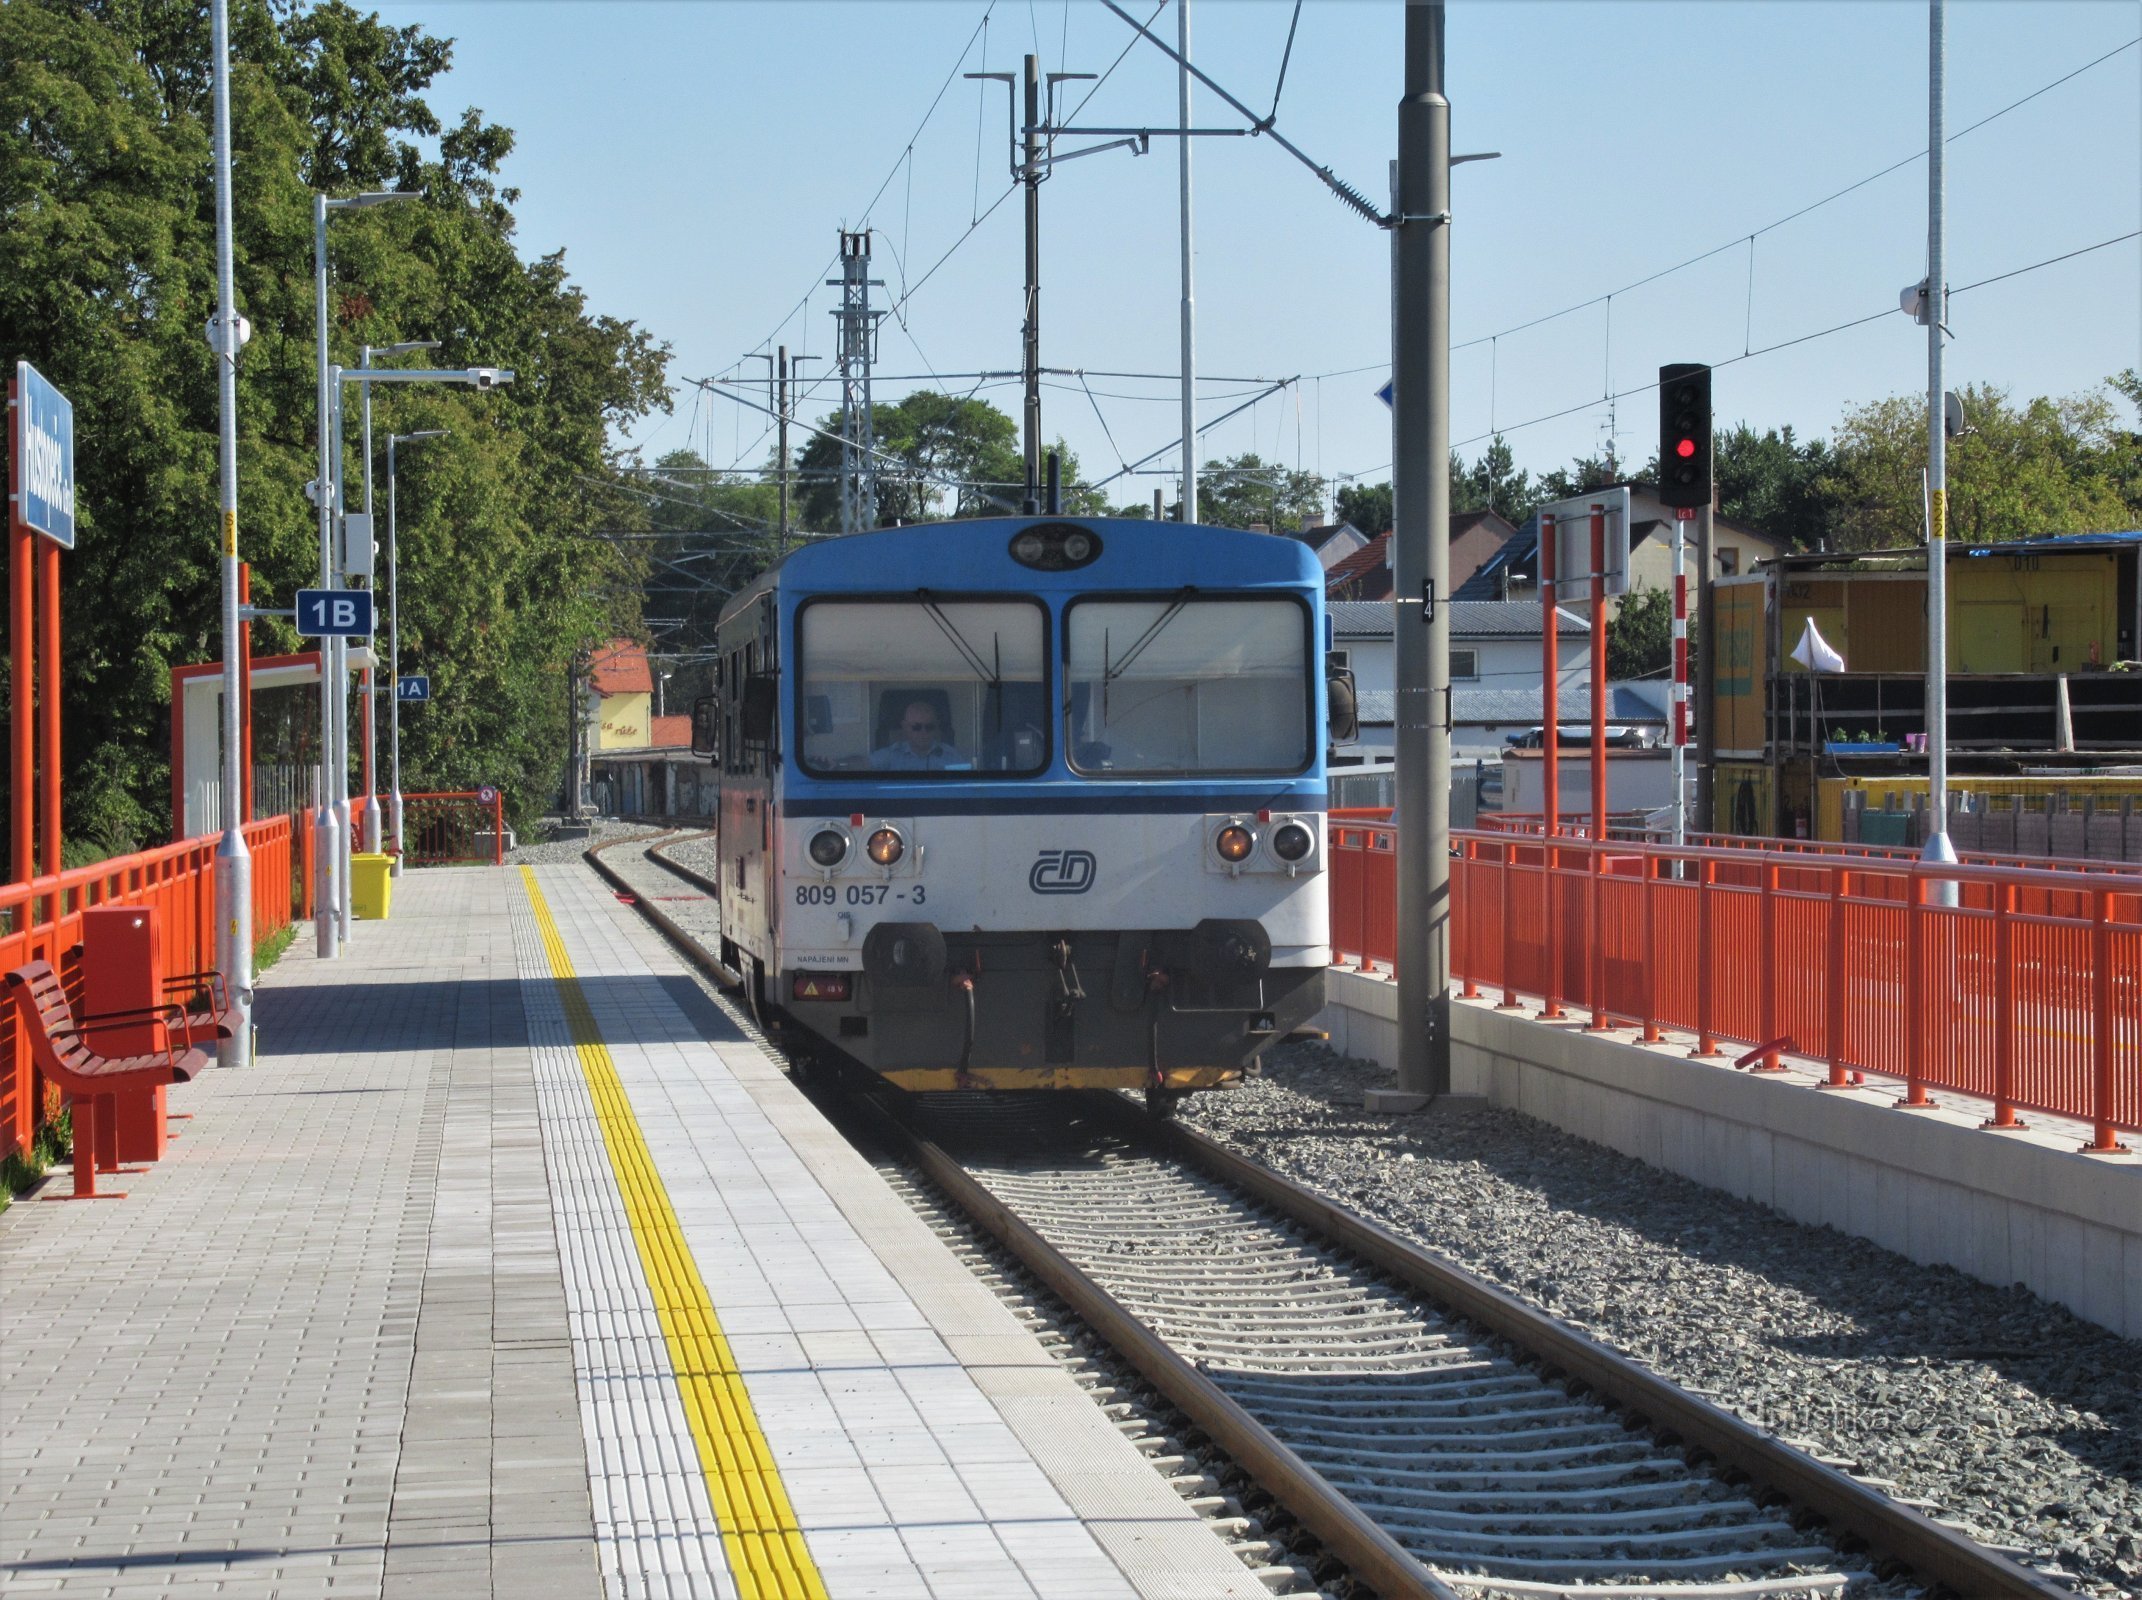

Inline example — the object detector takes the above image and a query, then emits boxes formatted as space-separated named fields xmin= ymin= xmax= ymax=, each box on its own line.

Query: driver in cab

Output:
xmin=872 ymin=699 xmax=969 ymax=771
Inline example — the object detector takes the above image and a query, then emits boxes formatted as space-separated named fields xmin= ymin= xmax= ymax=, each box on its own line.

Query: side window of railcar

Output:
xmin=795 ymin=598 xmax=1048 ymax=777
xmin=1064 ymin=596 xmax=1311 ymax=775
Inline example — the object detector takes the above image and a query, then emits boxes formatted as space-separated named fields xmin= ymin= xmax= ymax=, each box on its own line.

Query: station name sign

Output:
xmin=10 ymin=361 xmax=76 ymax=549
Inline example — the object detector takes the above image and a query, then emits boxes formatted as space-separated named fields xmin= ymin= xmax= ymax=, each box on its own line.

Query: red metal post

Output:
xmin=1586 ymin=505 xmax=1610 ymax=1030
xmin=1498 ymin=837 xmax=1520 ymax=1009
xmin=1903 ymin=866 xmax=1928 ymax=1106
xmin=1539 ymin=514 xmax=1563 ymax=1019
xmin=39 ymin=536 xmax=61 ymax=907
xmin=1459 ymin=838 xmax=1480 ymax=998
xmin=10 ymin=508 xmax=33 ymax=884
xmin=1641 ymin=851 xmax=1661 ymax=1042
xmin=240 ymin=563 xmax=254 ymax=824
xmin=492 ymin=790 xmax=505 ymax=866
xmin=2088 ymin=887 xmax=2117 ymax=1151
xmin=1825 ymin=866 xmax=1849 ymax=1086
xmin=1692 ymin=856 xmax=1719 ymax=1056
xmin=1756 ymin=858 xmax=1782 ymax=1069
xmin=1986 ymin=880 xmax=2017 ymax=1127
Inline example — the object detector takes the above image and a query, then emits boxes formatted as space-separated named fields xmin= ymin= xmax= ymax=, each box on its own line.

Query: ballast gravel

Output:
xmin=1180 ymin=1044 xmax=2142 ymax=1599
xmin=504 ymin=817 xmax=668 ymax=866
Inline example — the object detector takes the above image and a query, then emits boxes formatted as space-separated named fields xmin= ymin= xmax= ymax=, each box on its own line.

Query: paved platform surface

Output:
xmin=2 ymin=865 xmax=1254 ymax=1600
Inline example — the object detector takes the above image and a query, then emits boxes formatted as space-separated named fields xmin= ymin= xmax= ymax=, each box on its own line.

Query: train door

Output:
xmin=716 ymin=594 xmax=780 ymax=980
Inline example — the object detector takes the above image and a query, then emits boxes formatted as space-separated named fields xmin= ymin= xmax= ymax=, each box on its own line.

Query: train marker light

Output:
xmin=1216 ymin=824 xmax=1256 ymax=863
xmin=867 ymin=827 xmax=905 ymax=866
xmin=1271 ymin=821 xmax=1315 ymax=862
xmin=808 ymin=829 xmax=849 ymax=868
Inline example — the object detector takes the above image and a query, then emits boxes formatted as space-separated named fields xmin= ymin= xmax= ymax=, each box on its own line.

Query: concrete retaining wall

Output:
xmin=1315 ymin=967 xmax=2142 ymax=1340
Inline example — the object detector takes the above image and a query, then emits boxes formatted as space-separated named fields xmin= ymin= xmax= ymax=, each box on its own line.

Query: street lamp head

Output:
xmin=397 ymin=429 xmax=449 ymax=444
xmin=465 ymin=367 xmax=513 ymax=389
xmin=380 ymin=340 xmax=442 ymax=357
xmin=330 ymin=189 xmax=423 ymax=211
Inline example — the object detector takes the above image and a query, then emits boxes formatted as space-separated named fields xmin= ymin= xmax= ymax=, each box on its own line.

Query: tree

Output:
xmin=0 ymin=0 xmax=669 ymax=844
xmin=794 ymin=391 xmax=1023 ymax=529
xmin=1335 ymin=480 xmax=1391 ymax=535
xmin=1452 ymin=435 xmax=1532 ymax=518
xmin=1714 ymin=424 xmax=1836 ymax=550
xmin=1195 ymin=453 xmax=1326 ymax=534
xmin=1605 ymin=583 xmax=1672 ymax=680
xmin=1822 ymin=381 xmax=2141 ymax=549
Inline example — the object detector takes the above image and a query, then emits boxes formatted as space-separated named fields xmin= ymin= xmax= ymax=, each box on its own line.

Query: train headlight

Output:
xmin=1012 ymin=532 xmax=1047 ymax=564
xmin=807 ymin=828 xmax=849 ymax=868
xmin=1271 ymin=821 xmax=1314 ymax=863
xmin=866 ymin=827 xmax=906 ymax=866
xmin=1061 ymin=530 xmax=1094 ymax=562
xmin=1215 ymin=824 xmax=1256 ymax=864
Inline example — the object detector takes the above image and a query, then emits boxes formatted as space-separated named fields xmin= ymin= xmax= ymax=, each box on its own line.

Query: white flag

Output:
xmin=1790 ymin=617 xmax=1845 ymax=674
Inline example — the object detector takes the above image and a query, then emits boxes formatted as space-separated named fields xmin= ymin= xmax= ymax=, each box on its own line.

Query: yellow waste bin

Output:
xmin=351 ymin=852 xmax=394 ymax=920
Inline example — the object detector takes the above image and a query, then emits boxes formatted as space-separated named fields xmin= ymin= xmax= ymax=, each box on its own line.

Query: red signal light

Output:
xmin=1675 ymin=438 xmax=1697 ymax=458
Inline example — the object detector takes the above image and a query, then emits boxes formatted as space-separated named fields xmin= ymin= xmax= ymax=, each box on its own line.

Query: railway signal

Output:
xmin=1658 ymin=362 xmax=1712 ymax=511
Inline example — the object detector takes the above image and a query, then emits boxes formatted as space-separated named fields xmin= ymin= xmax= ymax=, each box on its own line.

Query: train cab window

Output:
xmin=1065 ymin=596 xmax=1311 ymax=775
xmin=796 ymin=598 xmax=1048 ymax=776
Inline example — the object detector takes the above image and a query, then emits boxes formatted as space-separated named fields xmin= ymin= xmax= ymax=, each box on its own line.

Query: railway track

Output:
xmin=591 ymin=831 xmax=2079 ymax=1600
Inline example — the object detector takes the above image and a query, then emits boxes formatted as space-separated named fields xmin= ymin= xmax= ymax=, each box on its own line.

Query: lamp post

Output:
xmin=207 ymin=0 xmax=252 ymax=1065
xmin=328 ymin=363 xmax=510 ymax=928
xmin=312 ymin=188 xmax=420 ymax=958
xmin=385 ymin=428 xmax=446 ymax=877
xmin=358 ymin=341 xmax=438 ymax=857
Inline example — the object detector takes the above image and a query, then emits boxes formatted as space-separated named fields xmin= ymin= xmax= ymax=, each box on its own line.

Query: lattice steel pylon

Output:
xmin=828 ymin=230 xmax=886 ymax=534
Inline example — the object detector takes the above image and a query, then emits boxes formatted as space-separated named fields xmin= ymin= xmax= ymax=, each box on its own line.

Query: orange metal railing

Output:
xmin=399 ymin=791 xmax=507 ymax=867
xmin=0 ymin=814 xmax=295 ymax=1164
xmin=1329 ymin=811 xmax=2142 ymax=1149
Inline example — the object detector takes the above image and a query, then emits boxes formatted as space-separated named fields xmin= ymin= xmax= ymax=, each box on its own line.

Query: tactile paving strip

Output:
xmin=515 ymin=868 xmax=826 ymax=1600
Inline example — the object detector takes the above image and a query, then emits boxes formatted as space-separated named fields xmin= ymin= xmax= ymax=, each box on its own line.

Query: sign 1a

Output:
xmin=295 ymin=587 xmax=373 ymax=638
xmin=397 ymin=675 xmax=431 ymax=703
xmin=10 ymin=361 xmax=76 ymax=548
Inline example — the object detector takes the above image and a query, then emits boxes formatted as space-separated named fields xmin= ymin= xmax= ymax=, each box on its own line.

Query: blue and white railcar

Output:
xmin=700 ymin=516 xmax=1351 ymax=1104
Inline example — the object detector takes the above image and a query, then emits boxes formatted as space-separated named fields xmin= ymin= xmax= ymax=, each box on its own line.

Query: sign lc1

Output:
xmin=10 ymin=361 xmax=76 ymax=548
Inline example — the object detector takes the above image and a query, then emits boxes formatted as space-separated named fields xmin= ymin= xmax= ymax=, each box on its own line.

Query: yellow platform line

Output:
xmin=521 ymin=867 xmax=828 ymax=1600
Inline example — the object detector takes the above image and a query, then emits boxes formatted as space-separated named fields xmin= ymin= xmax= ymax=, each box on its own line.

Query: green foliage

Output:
xmin=1197 ymin=452 xmax=1325 ymax=534
xmin=1822 ymin=380 xmax=2142 ymax=549
xmin=1715 ymin=424 xmax=1835 ymax=550
xmin=1334 ymin=480 xmax=1391 ymax=535
xmin=0 ymin=1106 xmax=72 ymax=1212
xmin=795 ymin=391 xmax=1023 ymax=529
xmin=0 ymin=0 xmax=668 ymax=841
xmin=1451 ymin=436 xmax=1532 ymax=517
xmin=1605 ymin=583 xmax=1673 ymax=680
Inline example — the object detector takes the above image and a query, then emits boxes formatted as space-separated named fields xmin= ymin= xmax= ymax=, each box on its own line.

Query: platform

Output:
xmin=1 ymin=865 xmax=1258 ymax=1600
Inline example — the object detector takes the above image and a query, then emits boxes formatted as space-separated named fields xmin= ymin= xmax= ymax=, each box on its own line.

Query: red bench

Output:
xmin=5 ymin=959 xmax=214 ymax=1199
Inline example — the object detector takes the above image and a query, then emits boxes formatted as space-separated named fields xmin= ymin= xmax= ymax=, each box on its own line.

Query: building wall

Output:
xmin=596 ymin=689 xmax=651 ymax=751
xmin=1340 ymin=632 xmax=1587 ymax=698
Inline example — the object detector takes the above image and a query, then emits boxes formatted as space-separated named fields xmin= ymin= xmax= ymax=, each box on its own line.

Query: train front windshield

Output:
xmin=1066 ymin=597 xmax=1310 ymax=775
xmin=797 ymin=599 xmax=1050 ymax=775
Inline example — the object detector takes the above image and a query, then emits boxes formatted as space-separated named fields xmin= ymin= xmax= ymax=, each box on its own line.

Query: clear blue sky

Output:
xmin=379 ymin=0 xmax=2141 ymax=509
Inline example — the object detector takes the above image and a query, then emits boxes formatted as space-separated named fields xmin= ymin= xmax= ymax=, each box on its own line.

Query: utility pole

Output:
xmin=1696 ymin=499 xmax=1715 ymax=832
xmin=776 ymin=344 xmax=790 ymax=549
xmin=208 ymin=0 xmax=252 ymax=1067
xmin=1177 ymin=2 xmax=1197 ymax=524
xmin=1922 ymin=0 xmax=1957 ymax=900
xmin=1388 ymin=0 xmax=1452 ymax=1104
xmin=829 ymin=231 xmax=884 ymax=534
xmin=1022 ymin=53 xmax=1043 ymax=513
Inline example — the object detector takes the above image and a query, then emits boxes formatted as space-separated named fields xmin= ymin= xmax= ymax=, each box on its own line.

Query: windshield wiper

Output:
xmin=917 ymin=590 xmax=1009 ymax=744
xmin=1103 ymin=586 xmax=1196 ymax=683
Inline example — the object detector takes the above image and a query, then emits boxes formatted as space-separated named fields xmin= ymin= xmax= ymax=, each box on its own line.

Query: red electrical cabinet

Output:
xmin=79 ymin=905 xmax=173 ymax=1165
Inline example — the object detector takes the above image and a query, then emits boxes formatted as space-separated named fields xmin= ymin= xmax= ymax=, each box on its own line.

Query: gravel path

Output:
xmin=1181 ymin=1046 xmax=2141 ymax=1598
xmin=504 ymin=817 xmax=669 ymax=866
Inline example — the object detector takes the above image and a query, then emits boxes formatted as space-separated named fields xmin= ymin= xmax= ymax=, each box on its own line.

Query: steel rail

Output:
xmin=1103 ymin=1099 xmax=2075 ymax=1600
xmin=843 ymin=1091 xmax=1461 ymax=1600
xmin=583 ymin=832 xmax=744 ymax=990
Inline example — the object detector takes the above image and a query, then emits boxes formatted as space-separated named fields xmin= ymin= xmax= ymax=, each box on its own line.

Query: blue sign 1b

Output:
xmin=296 ymin=587 xmax=373 ymax=638
xmin=11 ymin=361 xmax=76 ymax=548
xmin=397 ymin=675 xmax=431 ymax=703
